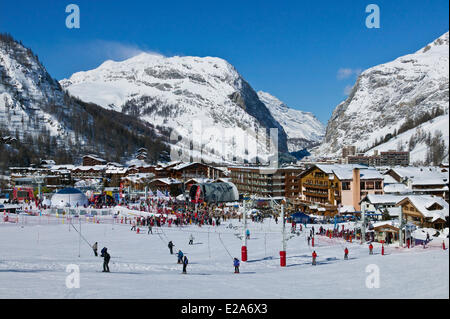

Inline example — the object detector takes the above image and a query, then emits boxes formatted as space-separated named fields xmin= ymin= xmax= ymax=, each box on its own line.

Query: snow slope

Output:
xmin=61 ymin=54 xmax=289 ymax=164
xmin=257 ymin=91 xmax=325 ymax=152
xmin=315 ymin=31 xmax=449 ymax=159
xmin=364 ymin=114 xmax=449 ymax=163
xmin=0 ymin=216 xmax=448 ymax=298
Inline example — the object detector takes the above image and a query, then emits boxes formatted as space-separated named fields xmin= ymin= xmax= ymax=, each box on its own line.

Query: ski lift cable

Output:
xmin=69 ymin=221 xmax=92 ymax=248
xmin=217 ymin=233 xmax=234 ymax=260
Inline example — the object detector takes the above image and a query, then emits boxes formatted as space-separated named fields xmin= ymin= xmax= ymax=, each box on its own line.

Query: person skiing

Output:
xmin=92 ymin=242 xmax=98 ymax=257
xmin=246 ymin=229 xmax=250 ymax=239
xmin=233 ymin=258 xmax=240 ymax=273
xmin=131 ymin=220 xmax=136 ymax=231
xmin=148 ymin=224 xmax=152 ymax=234
xmin=344 ymin=247 xmax=349 ymax=260
xmin=177 ymin=250 xmax=184 ymax=264
xmin=312 ymin=251 xmax=317 ymax=266
xmin=189 ymin=234 xmax=194 ymax=245
xmin=102 ymin=248 xmax=110 ymax=272
xmin=168 ymin=241 xmax=175 ymax=254
xmin=182 ymin=255 xmax=188 ymax=274
xmin=369 ymin=243 xmax=373 ymax=255
xmin=307 ymin=236 xmax=311 ymax=246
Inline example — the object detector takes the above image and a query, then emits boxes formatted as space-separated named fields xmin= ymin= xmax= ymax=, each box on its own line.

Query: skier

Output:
xmin=233 ymin=258 xmax=240 ymax=273
xmin=182 ymin=255 xmax=188 ymax=274
xmin=177 ymin=250 xmax=184 ymax=264
xmin=102 ymin=248 xmax=110 ymax=272
xmin=307 ymin=236 xmax=311 ymax=246
xmin=344 ymin=247 xmax=349 ymax=260
xmin=189 ymin=234 xmax=194 ymax=245
xmin=312 ymin=251 xmax=317 ymax=266
xmin=148 ymin=224 xmax=152 ymax=234
xmin=92 ymin=242 xmax=98 ymax=257
xmin=131 ymin=220 xmax=136 ymax=231
xmin=369 ymin=243 xmax=373 ymax=255
xmin=168 ymin=241 xmax=175 ymax=254
xmin=246 ymin=229 xmax=250 ymax=239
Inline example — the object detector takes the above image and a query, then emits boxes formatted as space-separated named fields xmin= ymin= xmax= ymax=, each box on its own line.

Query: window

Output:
xmin=342 ymin=181 xmax=351 ymax=190
xmin=375 ymin=181 xmax=382 ymax=189
xmin=365 ymin=181 xmax=375 ymax=190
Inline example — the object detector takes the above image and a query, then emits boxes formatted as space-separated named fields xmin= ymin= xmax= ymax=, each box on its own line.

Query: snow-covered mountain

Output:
xmin=314 ymin=31 xmax=449 ymax=162
xmin=257 ymin=91 xmax=325 ymax=152
xmin=61 ymin=53 xmax=289 ymax=164
xmin=0 ymin=34 xmax=168 ymax=168
xmin=0 ymin=34 xmax=72 ymax=139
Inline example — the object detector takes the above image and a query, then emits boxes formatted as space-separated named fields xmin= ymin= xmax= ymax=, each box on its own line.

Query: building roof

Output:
xmin=150 ymin=178 xmax=182 ymax=185
xmin=363 ymin=194 xmax=407 ymax=205
xmin=384 ymin=183 xmax=410 ymax=194
xmin=382 ymin=174 xmax=398 ymax=184
xmin=397 ymin=195 xmax=449 ymax=221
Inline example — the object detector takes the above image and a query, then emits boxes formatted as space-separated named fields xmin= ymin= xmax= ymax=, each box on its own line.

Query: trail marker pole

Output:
xmin=280 ymin=203 xmax=286 ymax=267
xmin=241 ymin=197 xmax=248 ymax=262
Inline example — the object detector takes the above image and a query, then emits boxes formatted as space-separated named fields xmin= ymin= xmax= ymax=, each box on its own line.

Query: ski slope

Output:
xmin=0 ymin=217 xmax=448 ymax=299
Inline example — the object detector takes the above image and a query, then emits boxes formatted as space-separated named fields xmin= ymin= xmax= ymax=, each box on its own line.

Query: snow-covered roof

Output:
xmin=83 ymin=154 xmax=106 ymax=162
xmin=363 ymin=194 xmax=407 ymax=205
xmin=185 ymin=178 xmax=214 ymax=184
xmin=386 ymin=207 xmax=402 ymax=217
xmin=382 ymin=174 xmax=398 ymax=184
xmin=339 ymin=205 xmax=355 ymax=213
xmin=384 ymin=183 xmax=410 ymax=194
xmin=315 ymin=164 xmax=382 ymax=180
xmin=151 ymin=178 xmax=182 ymax=185
xmin=372 ymin=220 xmax=400 ymax=229
xmin=397 ymin=195 xmax=449 ymax=221
xmin=410 ymin=178 xmax=448 ymax=186
xmin=388 ymin=166 xmax=449 ymax=181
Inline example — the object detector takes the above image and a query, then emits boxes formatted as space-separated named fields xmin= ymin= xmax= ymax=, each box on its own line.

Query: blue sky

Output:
xmin=0 ymin=0 xmax=448 ymax=124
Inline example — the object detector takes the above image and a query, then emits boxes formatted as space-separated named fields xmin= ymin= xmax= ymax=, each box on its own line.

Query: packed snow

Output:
xmin=0 ymin=215 xmax=448 ymax=298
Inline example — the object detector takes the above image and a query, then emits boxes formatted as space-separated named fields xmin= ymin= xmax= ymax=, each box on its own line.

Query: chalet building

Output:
xmin=372 ymin=221 xmax=400 ymax=243
xmin=229 ymin=166 xmax=303 ymax=198
xmin=184 ymin=178 xmax=214 ymax=192
xmin=360 ymin=194 xmax=407 ymax=216
xmin=82 ymin=154 xmax=107 ymax=166
xmin=71 ymin=166 xmax=106 ymax=179
xmin=105 ymin=167 xmax=128 ymax=187
xmin=147 ymin=178 xmax=183 ymax=195
xmin=384 ymin=166 xmax=449 ymax=201
xmin=10 ymin=166 xmax=72 ymax=189
xmin=395 ymin=195 xmax=449 ymax=229
xmin=121 ymin=173 xmax=155 ymax=191
xmin=297 ymin=164 xmax=384 ymax=216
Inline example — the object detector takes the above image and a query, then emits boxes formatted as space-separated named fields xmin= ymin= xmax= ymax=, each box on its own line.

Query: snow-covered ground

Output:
xmin=0 ymin=217 xmax=448 ymax=299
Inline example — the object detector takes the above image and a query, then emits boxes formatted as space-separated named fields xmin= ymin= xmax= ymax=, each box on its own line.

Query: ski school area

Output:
xmin=0 ymin=204 xmax=448 ymax=299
